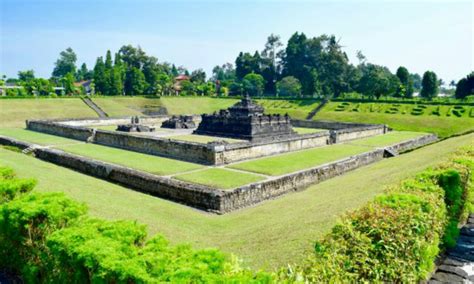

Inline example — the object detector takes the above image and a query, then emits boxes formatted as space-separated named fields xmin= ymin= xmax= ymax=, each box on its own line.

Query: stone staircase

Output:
xmin=429 ymin=214 xmax=474 ymax=283
xmin=81 ymin=97 xmax=108 ymax=118
xmin=306 ymin=98 xmax=328 ymax=120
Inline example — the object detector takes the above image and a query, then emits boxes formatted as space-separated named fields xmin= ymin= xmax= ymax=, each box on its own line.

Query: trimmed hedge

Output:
xmin=0 ymin=166 xmax=272 ymax=283
xmin=282 ymin=145 xmax=474 ymax=282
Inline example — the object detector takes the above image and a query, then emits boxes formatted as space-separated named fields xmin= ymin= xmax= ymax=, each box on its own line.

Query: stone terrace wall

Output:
xmin=27 ymin=120 xmax=94 ymax=141
xmin=215 ymin=132 xmax=330 ymax=164
xmin=93 ymin=130 xmax=216 ymax=165
xmin=58 ymin=115 xmax=202 ymax=127
xmin=292 ymin=119 xmax=381 ymax=130
xmin=26 ymin=117 xmax=386 ymax=165
xmin=219 ymin=149 xmax=385 ymax=212
xmin=0 ymin=133 xmax=438 ymax=214
xmin=32 ymin=147 xmax=225 ymax=212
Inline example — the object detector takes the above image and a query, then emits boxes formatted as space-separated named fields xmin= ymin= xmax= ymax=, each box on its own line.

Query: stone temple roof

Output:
xmin=228 ymin=95 xmax=264 ymax=117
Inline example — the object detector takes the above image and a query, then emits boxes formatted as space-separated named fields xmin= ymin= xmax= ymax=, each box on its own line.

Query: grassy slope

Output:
xmin=316 ymin=102 xmax=474 ymax=138
xmin=256 ymin=99 xmax=320 ymax=119
xmin=160 ymin=97 xmax=238 ymax=114
xmin=1 ymin=133 xmax=472 ymax=270
xmin=0 ymin=128 xmax=81 ymax=145
xmin=0 ymin=98 xmax=97 ymax=128
xmin=346 ymin=131 xmax=428 ymax=147
xmin=173 ymin=168 xmax=265 ymax=189
xmin=56 ymin=143 xmax=203 ymax=175
xmin=92 ymin=97 xmax=163 ymax=117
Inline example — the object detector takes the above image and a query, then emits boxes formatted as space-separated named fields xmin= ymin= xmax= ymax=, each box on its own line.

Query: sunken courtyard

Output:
xmin=2 ymin=96 xmax=437 ymax=214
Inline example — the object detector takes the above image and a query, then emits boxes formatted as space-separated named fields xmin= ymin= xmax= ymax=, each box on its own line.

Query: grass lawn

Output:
xmin=256 ymin=99 xmax=320 ymax=119
xmin=229 ymin=143 xmax=372 ymax=176
xmin=55 ymin=143 xmax=203 ymax=175
xmin=0 ymin=128 xmax=81 ymax=146
xmin=160 ymin=97 xmax=238 ymax=115
xmin=92 ymin=97 xmax=163 ymax=117
xmin=173 ymin=168 xmax=265 ymax=189
xmin=1 ymin=133 xmax=471 ymax=270
xmin=0 ymin=98 xmax=97 ymax=128
xmin=346 ymin=131 xmax=427 ymax=147
xmin=293 ymin=127 xmax=325 ymax=134
xmin=170 ymin=134 xmax=243 ymax=144
xmin=316 ymin=102 xmax=474 ymax=138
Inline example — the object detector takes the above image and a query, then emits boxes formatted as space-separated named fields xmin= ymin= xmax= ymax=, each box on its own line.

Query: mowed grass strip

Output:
xmin=293 ymin=127 xmax=326 ymax=135
xmin=55 ymin=143 xmax=203 ymax=175
xmin=0 ymin=98 xmax=97 ymax=128
xmin=92 ymin=97 xmax=163 ymax=117
xmin=229 ymin=144 xmax=372 ymax=176
xmin=173 ymin=168 xmax=265 ymax=189
xmin=346 ymin=131 xmax=428 ymax=147
xmin=160 ymin=97 xmax=239 ymax=115
xmin=0 ymin=128 xmax=81 ymax=146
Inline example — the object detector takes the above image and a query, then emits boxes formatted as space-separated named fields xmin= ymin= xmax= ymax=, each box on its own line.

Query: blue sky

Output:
xmin=1 ymin=0 xmax=472 ymax=83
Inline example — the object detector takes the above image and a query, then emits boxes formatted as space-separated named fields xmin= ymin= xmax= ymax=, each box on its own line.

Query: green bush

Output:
xmin=283 ymin=147 xmax=474 ymax=282
xmin=0 ymin=192 xmax=87 ymax=281
xmin=0 ymin=167 xmax=272 ymax=283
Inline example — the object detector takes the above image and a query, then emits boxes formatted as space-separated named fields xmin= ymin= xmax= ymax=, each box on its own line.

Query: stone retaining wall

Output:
xmin=27 ymin=120 xmax=94 ymax=141
xmin=0 ymin=133 xmax=437 ymax=213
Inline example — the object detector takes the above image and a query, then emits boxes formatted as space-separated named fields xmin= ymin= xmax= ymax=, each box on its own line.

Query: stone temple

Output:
xmin=193 ymin=95 xmax=296 ymax=140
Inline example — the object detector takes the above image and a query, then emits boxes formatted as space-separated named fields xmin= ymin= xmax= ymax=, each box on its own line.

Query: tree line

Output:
xmin=1 ymin=33 xmax=472 ymax=100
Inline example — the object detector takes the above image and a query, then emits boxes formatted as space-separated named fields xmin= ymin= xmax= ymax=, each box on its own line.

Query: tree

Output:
xmin=190 ymin=69 xmax=206 ymax=84
xmin=235 ymin=52 xmax=261 ymax=80
xmin=18 ymin=70 xmax=35 ymax=82
xmin=261 ymin=34 xmax=284 ymax=94
xmin=396 ymin=66 xmax=414 ymax=98
xmin=93 ymin=57 xmax=107 ymax=95
xmin=60 ymin=72 xmax=76 ymax=95
xmin=276 ymin=76 xmax=302 ymax=97
xmin=357 ymin=64 xmax=398 ymax=99
xmin=76 ymin=63 xmax=93 ymax=81
xmin=211 ymin=63 xmax=235 ymax=83
xmin=420 ymin=71 xmax=438 ymax=99
xmin=455 ymin=72 xmax=474 ymax=99
xmin=242 ymin=73 xmax=265 ymax=97
xmin=52 ymin=48 xmax=77 ymax=78
xmin=124 ymin=67 xmax=146 ymax=95
xmin=410 ymin=73 xmax=422 ymax=91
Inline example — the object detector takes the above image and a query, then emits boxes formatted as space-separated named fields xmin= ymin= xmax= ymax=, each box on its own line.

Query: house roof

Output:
xmin=175 ymin=75 xmax=189 ymax=81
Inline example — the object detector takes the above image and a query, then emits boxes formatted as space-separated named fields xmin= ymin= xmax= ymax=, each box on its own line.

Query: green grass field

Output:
xmin=0 ymin=98 xmax=98 ymax=128
xmin=160 ymin=97 xmax=239 ymax=115
xmin=256 ymin=99 xmax=320 ymax=119
xmin=55 ymin=143 xmax=203 ymax=175
xmin=228 ymin=143 xmax=372 ymax=176
xmin=92 ymin=97 xmax=163 ymax=117
xmin=346 ymin=131 xmax=429 ymax=147
xmin=0 ymin=128 xmax=81 ymax=145
xmin=316 ymin=102 xmax=474 ymax=138
xmin=1 ymin=133 xmax=471 ymax=270
xmin=173 ymin=168 xmax=265 ymax=189
xmin=293 ymin=127 xmax=325 ymax=134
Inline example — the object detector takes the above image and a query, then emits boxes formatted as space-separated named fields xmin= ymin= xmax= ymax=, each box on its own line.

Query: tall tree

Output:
xmin=261 ymin=34 xmax=284 ymax=94
xmin=211 ymin=63 xmax=235 ymax=82
xmin=18 ymin=70 xmax=35 ymax=82
xmin=76 ymin=63 xmax=93 ymax=81
xmin=124 ymin=67 xmax=146 ymax=95
xmin=455 ymin=72 xmax=474 ymax=99
xmin=235 ymin=52 xmax=261 ymax=80
xmin=242 ymin=73 xmax=265 ymax=97
xmin=420 ymin=71 xmax=438 ymax=99
xmin=52 ymin=48 xmax=77 ymax=78
xmin=93 ymin=57 xmax=107 ymax=95
xmin=396 ymin=66 xmax=414 ymax=98
xmin=190 ymin=69 xmax=206 ymax=84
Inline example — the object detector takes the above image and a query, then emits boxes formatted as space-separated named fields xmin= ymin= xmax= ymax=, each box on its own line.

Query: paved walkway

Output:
xmin=429 ymin=214 xmax=474 ymax=283
xmin=82 ymin=97 xmax=108 ymax=118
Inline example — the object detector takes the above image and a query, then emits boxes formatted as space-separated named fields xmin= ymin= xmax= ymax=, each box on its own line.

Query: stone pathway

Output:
xmin=429 ymin=214 xmax=474 ymax=283
xmin=82 ymin=97 xmax=108 ymax=118
xmin=306 ymin=98 xmax=328 ymax=119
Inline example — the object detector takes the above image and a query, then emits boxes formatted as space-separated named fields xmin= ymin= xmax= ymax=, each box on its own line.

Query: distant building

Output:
xmin=0 ymin=83 xmax=24 ymax=96
xmin=74 ymin=80 xmax=93 ymax=95
xmin=173 ymin=75 xmax=190 ymax=95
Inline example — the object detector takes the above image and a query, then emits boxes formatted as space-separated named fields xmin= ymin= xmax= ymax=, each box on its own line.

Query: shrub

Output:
xmin=0 ymin=192 xmax=87 ymax=281
xmin=47 ymin=218 xmax=150 ymax=283
xmin=0 ymin=166 xmax=36 ymax=204
xmin=283 ymin=149 xmax=473 ymax=283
